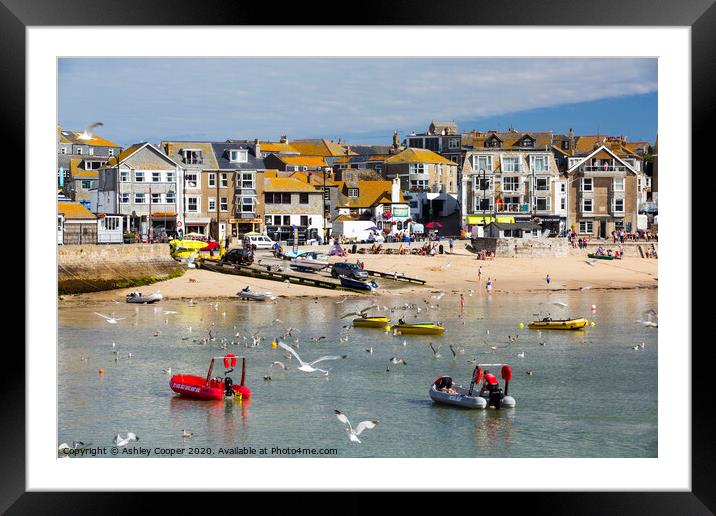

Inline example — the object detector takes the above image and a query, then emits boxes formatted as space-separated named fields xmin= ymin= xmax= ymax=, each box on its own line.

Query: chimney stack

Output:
xmin=280 ymin=135 xmax=288 ymax=144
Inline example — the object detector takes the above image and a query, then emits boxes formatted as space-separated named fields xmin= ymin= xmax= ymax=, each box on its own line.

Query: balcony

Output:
xmin=497 ymin=203 xmax=530 ymax=213
xmin=582 ymin=165 xmax=626 ymax=173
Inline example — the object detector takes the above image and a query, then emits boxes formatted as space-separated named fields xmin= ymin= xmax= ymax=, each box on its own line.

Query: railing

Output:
xmin=496 ymin=203 xmax=530 ymax=213
xmin=583 ymin=165 xmax=626 ymax=172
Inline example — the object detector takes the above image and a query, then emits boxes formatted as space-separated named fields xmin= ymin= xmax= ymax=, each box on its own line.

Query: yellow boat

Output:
xmin=527 ymin=318 xmax=589 ymax=330
xmin=391 ymin=322 xmax=446 ymax=335
xmin=169 ymin=238 xmax=226 ymax=262
xmin=352 ymin=316 xmax=391 ymax=329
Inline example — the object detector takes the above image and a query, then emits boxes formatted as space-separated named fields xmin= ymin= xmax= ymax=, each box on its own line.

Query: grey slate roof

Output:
xmin=211 ymin=142 xmax=265 ymax=170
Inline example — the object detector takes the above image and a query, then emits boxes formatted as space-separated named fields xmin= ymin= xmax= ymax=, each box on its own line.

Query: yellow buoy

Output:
xmin=591 ymin=321 xmax=596 ymax=327
xmin=271 ymin=340 xmax=278 ymax=348
xmin=519 ymin=322 xmax=525 ymax=329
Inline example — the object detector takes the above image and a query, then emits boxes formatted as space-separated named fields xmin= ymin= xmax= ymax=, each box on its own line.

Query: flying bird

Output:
xmin=429 ymin=343 xmax=441 ymax=358
xmin=278 ymin=342 xmax=345 ymax=375
xmin=113 ymin=432 xmax=139 ymax=447
xmin=94 ymin=313 xmax=125 ymax=324
xmin=340 ymin=304 xmax=378 ymax=319
xmin=270 ymin=361 xmax=288 ymax=370
xmin=334 ymin=410 xmax=378 ymax=443
xmin=388 ymin=357 xmax=407 ymax=365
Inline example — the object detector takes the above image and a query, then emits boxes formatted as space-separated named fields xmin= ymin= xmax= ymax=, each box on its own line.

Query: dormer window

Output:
xmin=485 ymin=136 xmax=502 ymax=148
xmin=519 ymin=136 xmax=535 ymax=148
xmin=229 ymin=149 xmax=248 ymax=163
xmin=182 ymin=149 xmax=203 ymax=165
xmin=348 ymin=188 xmax=359 ymax=198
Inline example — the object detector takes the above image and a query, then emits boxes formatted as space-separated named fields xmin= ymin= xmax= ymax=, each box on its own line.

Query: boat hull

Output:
xmin=126 ymin=293 xmax=162 ymax=304
xmin=528 ymin=318 xmax=589 ymax=330
xmin=238 ymin=291 xmax=276 ymax=301
xmin=352 ymin=317 xmax=391 ymax=328
xmin=340 ymin=276 xmax=378 ymax=292
xmin=587 ymin=254 xmax=615 ymax=260
xmin=392 ymin=323 xmax=446 ymax=335
xmin=428 ymin=386 xmax=517 ymax=409
xmin=169 ymin=374 xmax=247 ymax=400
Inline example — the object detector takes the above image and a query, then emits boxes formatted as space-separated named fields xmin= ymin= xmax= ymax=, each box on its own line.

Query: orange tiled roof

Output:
xmin=58 ymin=201 xmax=96 ymax=219
xmin=384 ymin=148 xmax=455 ymax=165
xmin=337 ymin=180 xmax=404 ymax=208
xmin=290 ymin=139 xmax=357 ymax=157
xmin=59 ymin=129 xmax=120 ymax=148
xmin=264 ymin=176 xmax=320 ymax=193
xmin=279 ymin=155 xmax=329 ymax=168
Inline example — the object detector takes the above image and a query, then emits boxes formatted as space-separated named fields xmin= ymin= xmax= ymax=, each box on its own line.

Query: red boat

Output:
xmin=170 ymin=354 xmax=251 ymax=401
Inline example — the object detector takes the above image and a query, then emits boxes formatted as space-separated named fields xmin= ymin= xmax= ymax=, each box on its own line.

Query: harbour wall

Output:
xmin=468 ymin=238 xmax=657 ymax=258
xmin=58 ymin=243 xmax=184 ymax=294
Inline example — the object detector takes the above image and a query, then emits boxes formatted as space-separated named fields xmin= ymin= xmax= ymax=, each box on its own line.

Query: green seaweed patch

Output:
xmin=58 ymin=267 xmax=185 ymax=295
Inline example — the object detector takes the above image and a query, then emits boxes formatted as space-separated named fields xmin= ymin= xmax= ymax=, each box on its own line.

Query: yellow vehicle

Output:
xmin=391 ymin=322 xmax=446 ymax=335
xmin=352 ymin=316 xmax=391 ymax=329
xmin=527 ymin=318 xmax=589 ymax=330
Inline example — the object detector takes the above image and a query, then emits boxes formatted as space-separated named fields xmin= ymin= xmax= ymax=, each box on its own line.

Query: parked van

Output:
xmin=244 ymin=233 xmax=276 ymax=250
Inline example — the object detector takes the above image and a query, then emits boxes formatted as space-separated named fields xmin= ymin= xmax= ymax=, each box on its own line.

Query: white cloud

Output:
xmin=58 ymin=58 xmax=656 ymax=144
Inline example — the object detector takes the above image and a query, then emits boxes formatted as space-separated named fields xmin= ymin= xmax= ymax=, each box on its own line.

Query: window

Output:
xmin=502 ymin=157 xmax=521 ymax=172
xmin=108 ymin=149 xmax=114 ymax=157
xmin=282 ymin=193 xmax=291 ymax=204
xmin=299 ymin=193 xmax=309 ymax=204
xmin=229 ymin=149 xmax=248 ymax=163
xmin=134 ymin=193 xmax=145 ymax=204
xmin=185 ymin=173 xmax=198 ymax=188
xmin=101 ymin=217 xmax=119 ymax=231
xmin=520 ymin=138 xmax=534 ymax=148
xmin=581 ymin=198 xmax=593 ymax=212
xmin=475 ymin=176 xmax=492 ymax=190
xmin=535 ymin=197 xmax=550 ymax=211
xmin=502 ymin=177 xmax=520 ymax=192
xmin=323 ymin=188 xmax=330 ymax=200
xmin=241 ymin=172 xmax=254 ymax=189
xmin=449 ymin=138 xmax=460 ymax=149
xmin=410 ymin=179 xmax=428 ymax=189
xmin=134 ymin=171 xmax=145 ymax=182
xmin=535 ymin=178 xmax=549 ymax=191
xmin=119 ymin=192 xmax=129 ymax=204
xmin=579 ymin=220 xmax=593 ymax=234
xmin=182 ymin=149 xmax=203 ymax=165
xmin=300 ymin=215 xmax=309 ymax=226
xmin=152 ymin=171 xmax=161 ymax=182
xmin=60 ymin=146 xmax=67 ymax=155
xmin=88 ymin=147 xmax=94 ymax=156
xmin=530 ymin=155 xmax=548 ymax=172
xmin=165 ymin=191 xmax=175 ymax=204
xmin=152 ymin=193 xmax=161 ymax=204
xmin=220 ymin=197 xmax=228 ymax=212
xmin=472 ymin=155 xmax=493 ymax=172
xmin=273 ymin=215 xmax=282 ymax=225
xmin=187 ymin=197 xmax=198 ymax=212
xmin=560 ymin=183 xmax=566 ymax=193
xmin=613 ymin=177 xmax=625 ymax=191
xmin=208 ymin=198 xmax=216 ymax=211
xmin=220 ymin=173 xmax=228 ymax=188
xmin=283 ymin=215 xmax=291 ymax=225
xmin=76 ymin=147 xmax=83 ymax=155
xmin=560 ymin=198 xmax=566 ymax=210
xmin=81 ymin=180 xmax=92 ymax=189
xmin=167 ymin=171 xmax=175 ymax=183
xmin=119 ymin=170 xmax=129 ymax=182
xmin=347 ymin=188 xmax=359 ymax=198
xmin=581 ymin=178 xmax=593 ymax=192
xmin=409 ymin=163 xmax=425 ymax=174
xmin=240 ymin=197 xmax=254 ymax=213
xmin=613 ymin=198 xmax=625 ymax=213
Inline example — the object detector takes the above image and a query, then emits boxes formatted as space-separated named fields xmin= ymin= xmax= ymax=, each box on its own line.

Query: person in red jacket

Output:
xmin=479 ymin=370 xmax=500 ymax=396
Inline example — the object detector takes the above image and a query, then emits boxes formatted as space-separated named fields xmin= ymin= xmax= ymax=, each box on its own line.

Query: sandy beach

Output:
xmin=62 ymin=249 xmax=658 ymax=303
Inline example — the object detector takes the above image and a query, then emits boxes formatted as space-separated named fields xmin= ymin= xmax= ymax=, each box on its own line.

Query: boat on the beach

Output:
xmin=237 ymin=287 xmax=276 ymax=301
xmin=290 ymin=252 xmax=329 ymax=272
xmin=281 ymin=249 xmax=308 ymax=260
xmin=170 ymin=354 xmax=251 ymax=401
xmin=391 ymin=322 xmax=445 ymax=335
xmin=352 ymin=316 xmax=391 ymax=329
xmin=169 ymin=235 xmax=225 ymax=262
xmin=126 ymin=292 xmax=163 ymax=304
xmin=527 ymin=317 xmax=589 ymax=330
xmin=429 ymin=365 xmax=515 ymax=410
xmin=587 ymin=253 xmax=615 ymax=260
xmin=340 ymin=275 xmax=379 ymax=292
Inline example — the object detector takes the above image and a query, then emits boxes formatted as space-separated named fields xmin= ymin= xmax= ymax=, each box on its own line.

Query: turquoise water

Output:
xmin=58 ymin=289 xmax=657 ymax=458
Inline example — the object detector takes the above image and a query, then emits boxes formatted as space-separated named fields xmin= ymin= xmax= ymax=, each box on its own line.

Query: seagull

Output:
xmin=526 ymin=370 xmax=535 ymax=376
xmin=181 ymin=430 xmax=193 ymax=439
xmin=58 ymin=440 xmax=90 ymax=452
xmin=365 ymin=347 xmax=373 ymax=354
xmin=162 ymin=367 xmax=172 ymax=375
xmin=340 ymin=305 xmax=378 ymax=319
xmin=340 ymin=335 xmax=349 ymax=343
xmin=113 ymin=432 xmax=139 ymax=447
xmin=429 ymin=343 xmax=441 ymax=358
xmin=553 ymin=302 xmax=568 ymax=308
xmin=632 ymin=345 xmax=641 ymax=350
xmin=271 ymin=361 xmax=288 ymax=370
xmin=449 ymin=344 xmax=463 ymax=358
xmin=263 ymin=375 xmax=272 ymax=381
xmin=334 ymin=410 xmax=378 ymax=443
xmin=94 ymin=313 xmax=125 ymax=324
xmin=517 ymin=352 xmax=525 ymax=358
xmin=278 ymin=342 xmax=345 ymax=375
xmin=388 ymin=357 xmax=407 ymax=365
xmin=310 ymin=336 xmax=326 ymax=342
xmin=580 ymin=285 xmax=593 ymax=291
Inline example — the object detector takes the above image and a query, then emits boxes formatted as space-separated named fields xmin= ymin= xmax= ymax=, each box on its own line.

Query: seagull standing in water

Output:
xmin=334 ymin=410 xmax=378 ymax=443
xmin=278 ymin=342 xmax=346 ymax=375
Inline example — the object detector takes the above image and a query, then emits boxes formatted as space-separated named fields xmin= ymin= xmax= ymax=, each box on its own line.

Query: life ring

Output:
xmin=501 ymin=365 xmax=513 ymax=381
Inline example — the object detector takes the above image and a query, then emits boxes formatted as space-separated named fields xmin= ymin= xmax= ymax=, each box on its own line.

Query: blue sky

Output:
xmin=58 ymin=58 xmax=657 ymax=147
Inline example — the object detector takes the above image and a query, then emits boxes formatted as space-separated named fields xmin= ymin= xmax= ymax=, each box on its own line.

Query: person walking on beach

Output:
xmin=460 ymin=293 xmax=465 ymax=311
xmin=486 ymin=277 xmax=493 ymax=294
xmin=449 ymin=238 xmax=454 ymax=254
xmin=478 ymin=266 xmax=482 ymax=283
xmin=546 ymin=274 xmax=551 ymax=285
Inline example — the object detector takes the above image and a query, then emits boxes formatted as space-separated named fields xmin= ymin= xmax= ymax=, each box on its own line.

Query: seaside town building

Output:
xmin=263 ymin=172 xmax=325 ymax=243
xmin=57 ymin=194 xmax=98 ymax=245
xmin=96 ymin=143 xmax=184 ymax=240
xmin=461 ymin=131 xmax=563 ymax=236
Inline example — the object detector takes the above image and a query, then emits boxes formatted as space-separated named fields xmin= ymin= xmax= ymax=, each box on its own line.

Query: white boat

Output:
xmin=126 ymin=292 xmax=163 ymax=304
xmin=429 ymin=366 xmax=516 ymax=409
xmin=237 ymin=288 xmax=276 ymax=301
xmin=290 ymin=252 xmax=329 ymax=272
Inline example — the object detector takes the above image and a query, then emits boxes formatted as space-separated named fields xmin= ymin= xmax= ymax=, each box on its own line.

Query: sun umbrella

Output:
xmin=425 ymin=221 xmax=443 ymax=229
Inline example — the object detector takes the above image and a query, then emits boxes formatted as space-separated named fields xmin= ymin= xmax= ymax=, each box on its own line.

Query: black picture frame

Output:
xmin=6 ymin=0 xmax=704 ymax=513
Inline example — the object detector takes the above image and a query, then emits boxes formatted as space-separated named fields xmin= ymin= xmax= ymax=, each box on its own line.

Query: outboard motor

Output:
xmin=223 ymin=376 xmax=234 ymax=398
xmin=488 ymin=387 xmax=504 ymax=409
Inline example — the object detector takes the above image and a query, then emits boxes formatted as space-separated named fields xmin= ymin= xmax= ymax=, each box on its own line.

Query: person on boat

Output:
xmin=242 ymin=286 xmax=251 ymax=293
xmin=435 ymin=376 xmax=457 ymax=394
xmin=542 ymin=314 xmax=552 ymax=322
xmin=479 ymin=370 xmax=500 ymax=396
xmin=398 ymin=318 xmax=406 ymax=325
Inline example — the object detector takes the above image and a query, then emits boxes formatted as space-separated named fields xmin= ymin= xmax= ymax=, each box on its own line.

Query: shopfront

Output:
xmin=230 ymin=217 xmax=262 ymax=238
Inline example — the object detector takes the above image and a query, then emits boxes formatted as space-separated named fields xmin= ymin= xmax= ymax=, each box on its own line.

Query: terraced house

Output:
xmin=461 ymin=131 xmax=563 ymax=235
xmin=96 ymin=143 xmax=184 ymax=239
xmin=263 ymin=172 xmax=324 ymax=243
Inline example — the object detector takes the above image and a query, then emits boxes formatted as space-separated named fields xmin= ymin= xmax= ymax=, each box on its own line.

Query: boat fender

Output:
xmin=224 ymin=377 xmax=234 ymax=397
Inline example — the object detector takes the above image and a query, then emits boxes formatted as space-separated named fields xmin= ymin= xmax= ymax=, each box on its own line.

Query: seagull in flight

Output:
xmin=429 ymin=343 xmax=441 ymax=358
xmin=388 ymin=357 xmax=407 ymax=365
xmin=113 ymin=432 xmax=139 ymax=447
xmin=94 ymin=313 xmax=125 ymax=324
xmin=334 ymin=410 xmax=378 ymax=443
xmin=271 ymin=361 xmax=288 ymax=370
xmin=278 ymin=342 xmax=345 ymax=375
xmin=340 ymin=304 xmax=378 ymax=319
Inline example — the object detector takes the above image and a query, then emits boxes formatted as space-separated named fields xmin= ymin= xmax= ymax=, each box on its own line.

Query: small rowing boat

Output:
xmin=340 ymin=275 xmax=379 ymax=292
xmin=126 ymin=292 xmax=163 ymax=304
xmin=527 ymin=317 xmax=588 ymax=330
xmin=391 ymin=322 xmax=445 ymax=335
xmin=352 ymin=316 xmax=391 ymax=329
xmin=237 ymin=288 xmax=276 ymax=301
xmin=587 ymin=253 xmax=615 ymax=260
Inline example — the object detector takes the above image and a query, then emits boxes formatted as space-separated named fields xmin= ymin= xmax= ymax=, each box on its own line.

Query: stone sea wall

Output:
xmin=58 ymin=243 xmax=184 ymax=294
xmin=468 ymin=238 xmax=658 ymax=258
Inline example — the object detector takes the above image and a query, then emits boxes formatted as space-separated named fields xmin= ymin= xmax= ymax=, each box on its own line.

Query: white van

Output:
xmin=245 ymin=234 xmax=276 ymax=250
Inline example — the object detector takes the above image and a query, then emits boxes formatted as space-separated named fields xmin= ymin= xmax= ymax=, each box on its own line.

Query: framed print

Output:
xmin=5 ymin=0 xmax=707 ymax=512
